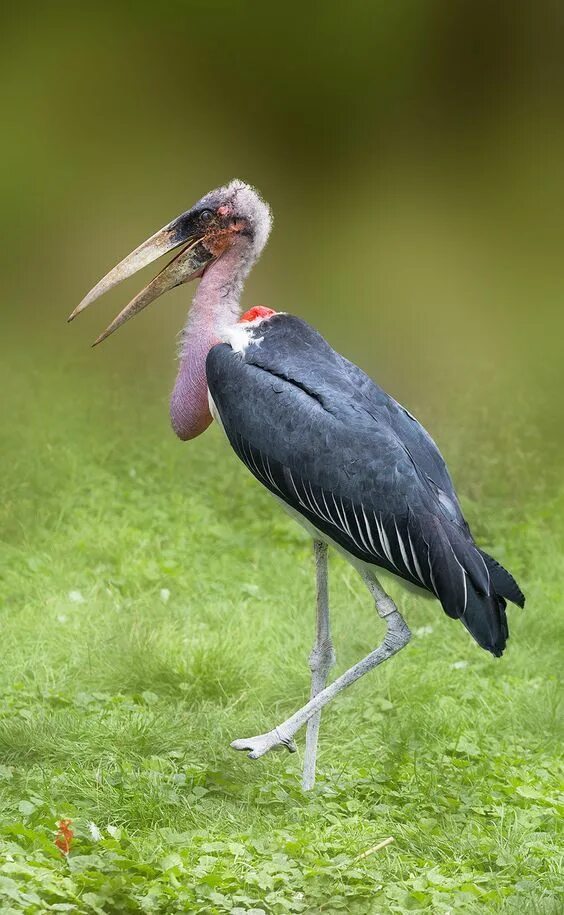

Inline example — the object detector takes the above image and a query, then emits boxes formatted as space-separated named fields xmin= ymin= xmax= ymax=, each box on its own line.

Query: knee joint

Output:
xmin=308 ymin=639 xmax=336 ymax=672
xmin=376 ymin=595 xmax=397 ymax=618
xmin=383 ymin=613 xmax=411 ymax=653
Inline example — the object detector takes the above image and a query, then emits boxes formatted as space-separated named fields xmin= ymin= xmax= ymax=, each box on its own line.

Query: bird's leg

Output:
xmin=302 ymin=540 xmax=335 ymax=791
xmin=231 ymin=566 xmax=410 ymax=761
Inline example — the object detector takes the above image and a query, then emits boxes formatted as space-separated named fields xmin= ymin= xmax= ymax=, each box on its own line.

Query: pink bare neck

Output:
xmin=169 ymin=246 xmax=245 ymax=440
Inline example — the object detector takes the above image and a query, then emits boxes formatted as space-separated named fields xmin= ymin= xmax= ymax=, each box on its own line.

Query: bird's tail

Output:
xmin=426 ymin=519 xmax=525 ymax=657
xmin=458 ymin=581 xmax=509 ymax=658
xmin=479 ymin=550 xmax=525 ymax=608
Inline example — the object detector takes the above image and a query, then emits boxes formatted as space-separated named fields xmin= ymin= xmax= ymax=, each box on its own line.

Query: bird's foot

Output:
xmin=230 ymin=726 xmax=297 ymax=759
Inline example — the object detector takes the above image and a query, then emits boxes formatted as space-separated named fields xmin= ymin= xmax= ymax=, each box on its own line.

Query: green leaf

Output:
xmin=17 ymin=801 xmax=36 ymax=816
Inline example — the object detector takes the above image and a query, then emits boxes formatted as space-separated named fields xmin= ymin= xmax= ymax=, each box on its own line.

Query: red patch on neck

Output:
xmin=239 ymin=306 xmax=277 ymax=323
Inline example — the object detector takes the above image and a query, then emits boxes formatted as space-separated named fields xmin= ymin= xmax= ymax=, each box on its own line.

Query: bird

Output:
xmin=69 ymin=178 xmax=525 ymax=790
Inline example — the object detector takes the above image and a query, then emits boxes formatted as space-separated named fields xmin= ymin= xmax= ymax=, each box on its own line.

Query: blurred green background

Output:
xmin=2 ymin=1 xmax=563 ymax=463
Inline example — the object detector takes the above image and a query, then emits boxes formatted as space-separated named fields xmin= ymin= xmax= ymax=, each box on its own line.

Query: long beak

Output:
xmin=68 ymin=212 xmax=215 ymax=346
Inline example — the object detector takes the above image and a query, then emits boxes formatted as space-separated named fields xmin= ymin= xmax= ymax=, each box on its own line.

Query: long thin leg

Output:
xmin=302 ymin=540 xmax=335 ymax=791
xmin=231 ymin=565 xmax=411 ymax=760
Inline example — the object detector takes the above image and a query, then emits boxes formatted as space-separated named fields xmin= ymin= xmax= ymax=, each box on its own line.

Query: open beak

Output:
xmin=68 ymin=211 xmax=217 ymax=346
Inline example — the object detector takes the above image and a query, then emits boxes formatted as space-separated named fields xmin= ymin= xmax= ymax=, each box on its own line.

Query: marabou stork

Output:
xmin=70 ymin=179 xmax=524 ymax=790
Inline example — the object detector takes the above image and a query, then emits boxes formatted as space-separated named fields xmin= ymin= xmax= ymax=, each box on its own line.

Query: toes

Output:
xmin=230 ymin=739 xmax=252 ymax=752
xmin=230 ymin=731 xmax=297 ymax=758
xmin=230 ymin=739 xmax=267 ymax=759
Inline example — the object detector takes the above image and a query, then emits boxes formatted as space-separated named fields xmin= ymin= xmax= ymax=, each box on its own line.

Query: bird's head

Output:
xmin=68 ymin=179 xmax=272 ymax=346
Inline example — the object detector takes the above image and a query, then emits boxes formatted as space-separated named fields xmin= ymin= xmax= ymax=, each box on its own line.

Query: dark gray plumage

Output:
xmin=207 ymin=313 xmax=524 ymax=657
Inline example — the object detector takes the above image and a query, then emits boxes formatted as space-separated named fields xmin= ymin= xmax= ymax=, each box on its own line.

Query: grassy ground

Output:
xmin=0 ymin=357 xmax=562 ymax=914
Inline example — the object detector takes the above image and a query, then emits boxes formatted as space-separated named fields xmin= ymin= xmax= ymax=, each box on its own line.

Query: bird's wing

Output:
xmin=336 ymin=354 xmax=466 ymax=527
xmin=206 ymin=314 xmax=519 ymax=655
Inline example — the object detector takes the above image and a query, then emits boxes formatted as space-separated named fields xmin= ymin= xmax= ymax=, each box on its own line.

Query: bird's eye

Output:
xmin=200 ymin=209 xmax=214 ymax=223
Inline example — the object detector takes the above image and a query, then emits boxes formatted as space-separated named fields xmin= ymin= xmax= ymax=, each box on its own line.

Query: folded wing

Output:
xmin=206 ymin=314 xmax=523 ymax=656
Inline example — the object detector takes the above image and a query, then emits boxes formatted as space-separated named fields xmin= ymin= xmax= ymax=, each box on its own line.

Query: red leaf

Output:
xmin=54 ymin=818 xmax=74 ymax=856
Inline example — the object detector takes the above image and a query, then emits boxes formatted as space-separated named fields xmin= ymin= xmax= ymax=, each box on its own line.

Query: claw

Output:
xmin=230 ymin=728 xmax=296 ymax=758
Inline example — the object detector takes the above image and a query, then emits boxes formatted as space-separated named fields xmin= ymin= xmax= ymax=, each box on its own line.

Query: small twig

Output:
xmin=353 ymin=837 xmax=394 ymax=861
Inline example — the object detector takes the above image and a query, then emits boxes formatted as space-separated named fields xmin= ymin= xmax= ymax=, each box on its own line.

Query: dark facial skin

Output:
xmin=192 ymin=204 xmax=251 ymax=257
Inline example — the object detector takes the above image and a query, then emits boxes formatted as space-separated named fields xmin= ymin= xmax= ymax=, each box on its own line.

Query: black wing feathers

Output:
xmin=207 ymin=314 xmax=524 ymax=657
xmin=480 ymin=551 xmax=525 ymax=608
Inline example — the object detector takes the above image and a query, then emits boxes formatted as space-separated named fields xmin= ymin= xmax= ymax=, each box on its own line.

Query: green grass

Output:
xmin=0 ymin=360 xmax=562 ymax=914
